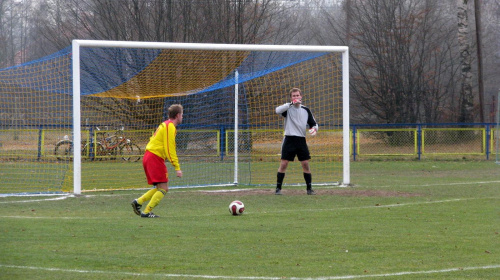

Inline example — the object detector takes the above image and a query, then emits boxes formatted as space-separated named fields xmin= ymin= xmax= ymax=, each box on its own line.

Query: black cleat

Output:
xmin=275 ymin=188 xmax=282 ymax=195
xmin=131 ymin=199 xmax=141 ymax=216
xmin=141 ymin=212 xmax=160 ymax=218
xmin=307 ymin=189 xmax=316 ymax=195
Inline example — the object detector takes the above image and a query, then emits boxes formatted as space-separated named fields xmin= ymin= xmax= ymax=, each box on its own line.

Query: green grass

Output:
xmin=0 ymin=160 xmax=499 ymax=279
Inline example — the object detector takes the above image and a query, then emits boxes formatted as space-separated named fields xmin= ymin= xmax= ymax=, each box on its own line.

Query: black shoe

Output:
xmin=275 ymin=188 xmax=282 ymax=195
xmin=131 ymin=199 xmax=141 ymax=216
xmin=307 ymin=189 xmax=316 ymax=195
xmin=141 ymin=212 xmax=160 ymax=218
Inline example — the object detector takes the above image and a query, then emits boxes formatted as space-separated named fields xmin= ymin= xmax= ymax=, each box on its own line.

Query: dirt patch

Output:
xmin=198 ymin=188 xmax=422 ymax=197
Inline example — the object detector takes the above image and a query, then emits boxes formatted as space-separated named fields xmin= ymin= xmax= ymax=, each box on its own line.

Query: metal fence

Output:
xmin=352 ymin=123 xmax=498 ymax=160
xmin=1 ymin=123 xmax=499 ymax=162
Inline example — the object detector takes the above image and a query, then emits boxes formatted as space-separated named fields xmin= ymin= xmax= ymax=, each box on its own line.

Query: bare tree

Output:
xmin=0 ymin=0 xmax=9 ymax=68
xmin=483 ymin=1 xmax=500 ymax=121
xmin=316 ymin=0 xmax=462 ymax=124
xmin=0 ymin=0 xmax=19 ymax=67
xmin=4 ymin=0 xmax=330 ymax=67
xmin=28 ymin=0 xmax=305 ymax=48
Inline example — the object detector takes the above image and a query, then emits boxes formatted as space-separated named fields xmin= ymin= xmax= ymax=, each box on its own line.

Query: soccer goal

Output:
xmin=0 ymin=40 xmax=349 ymax=195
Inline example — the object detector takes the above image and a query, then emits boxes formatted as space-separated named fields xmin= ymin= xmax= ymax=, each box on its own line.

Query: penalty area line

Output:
xmin=360 ymin=180 xmax=500 ymax=189
xmin=0 ymin=264 xmax=499 ymax=280
xmin=0 ymin=195 xmax=73 ymax=204
xmin=313 ymin=264 xmax=500 ymax=279
xmin=270 ymin=197 xmax=497 ymax=215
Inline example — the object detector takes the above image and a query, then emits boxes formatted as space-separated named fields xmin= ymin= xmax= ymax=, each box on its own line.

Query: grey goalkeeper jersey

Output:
xmin=276 ymin=103 xmax=318 ymax=137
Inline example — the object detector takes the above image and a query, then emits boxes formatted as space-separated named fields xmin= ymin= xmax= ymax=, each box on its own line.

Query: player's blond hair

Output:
xmin=168 ymin=104 xmax=183 ymax=119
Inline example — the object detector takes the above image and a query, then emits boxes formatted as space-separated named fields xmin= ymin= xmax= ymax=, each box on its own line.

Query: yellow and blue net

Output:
xmin=0 ymin=45 xmax=343 ymax=194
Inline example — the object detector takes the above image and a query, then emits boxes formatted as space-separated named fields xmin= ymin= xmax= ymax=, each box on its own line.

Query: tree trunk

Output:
xmin=457 ymin=0 xmax=474 ymax=123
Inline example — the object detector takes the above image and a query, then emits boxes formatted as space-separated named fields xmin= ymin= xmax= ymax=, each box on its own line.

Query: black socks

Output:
xmin=277 ymin=172 xmax=285 ymax=189
xmin=277 ymin=172 xmax=312 ymax=190
xmin=303 ymin=172 xmax=312 ymax=190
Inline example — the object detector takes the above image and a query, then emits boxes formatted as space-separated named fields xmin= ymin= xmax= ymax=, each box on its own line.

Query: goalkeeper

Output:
xmin=131 ymin=104 xmax=184 ymax=218
xmin=275 ymin=88 xmax=318 ymax=195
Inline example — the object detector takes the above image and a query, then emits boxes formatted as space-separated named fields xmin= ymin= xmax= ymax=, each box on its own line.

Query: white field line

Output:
xmin=0 ymin=215 xmax=102 ymax=219
xmin=262 ymin=197 xmax=499 ymax=215
xmin=1 ymin=179 xmax=498 ymax=202
xmin=349 ymin=180 xmax=500 ymax=189
xmin=0 ymin=264 xmax=499 ymax=279
xmin=0 ymin=197 xmax=497 ymax=220
xmin=0 ymin=195 xmax=73 ymax=203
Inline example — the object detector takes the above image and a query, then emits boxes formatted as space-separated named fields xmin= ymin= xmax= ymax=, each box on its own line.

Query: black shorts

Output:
xmin=280 ymin=136 xmax=311 ymax=162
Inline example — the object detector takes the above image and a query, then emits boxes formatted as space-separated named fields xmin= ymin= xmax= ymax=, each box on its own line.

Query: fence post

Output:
xmin=37 ymin=125 xmax=43 ymax=160
xmin=486 ymin=124 xmax=490 ymax=160
xmin=220 ymin=125 xmax=225 ymax=161
xmin=417 ymin=124 xmax=422 ymax=160
xmin=89 ymin=126 xmax=94 ymax=160
xmin=352 ymin=125 xmax=357 ymax=161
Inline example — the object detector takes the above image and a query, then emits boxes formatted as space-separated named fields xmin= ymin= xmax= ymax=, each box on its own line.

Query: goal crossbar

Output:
xmin=73 ymin=40 xmax=348 ymax=52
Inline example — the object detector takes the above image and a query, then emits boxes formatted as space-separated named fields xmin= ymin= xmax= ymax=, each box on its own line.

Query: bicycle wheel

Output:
xmin=92 ymin=142 xmax=106 ymax=161
xmin=54 ymin=140 xmax=73 ymax=161
xmin=82 ymin=142 xmax=104 ymax=161
xmin=120 ymin=143 xmax=142 ymax=162
xmin=81 ymin=143 xmax=90 ymax=160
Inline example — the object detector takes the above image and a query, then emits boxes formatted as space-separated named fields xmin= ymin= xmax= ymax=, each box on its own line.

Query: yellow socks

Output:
xmin=137 ymin=188 xmax=158 ymax=205
xmin=143 ymin=189 xmax=167 ymax=214
xmin=136 ymin=187 xmax=168 ymax=214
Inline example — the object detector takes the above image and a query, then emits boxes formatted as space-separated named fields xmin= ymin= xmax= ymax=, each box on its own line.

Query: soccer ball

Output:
xmin=229 ymin=200 xmax=245 ymax=216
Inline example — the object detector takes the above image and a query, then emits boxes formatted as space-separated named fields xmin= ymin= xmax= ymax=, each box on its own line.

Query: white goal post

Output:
xmin=71 ymin=40 xmax=350 ymax=195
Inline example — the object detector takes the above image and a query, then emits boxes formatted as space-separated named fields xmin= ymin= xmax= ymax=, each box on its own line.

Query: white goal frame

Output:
xmin=71 ymin=40 xmax=350 ymax=194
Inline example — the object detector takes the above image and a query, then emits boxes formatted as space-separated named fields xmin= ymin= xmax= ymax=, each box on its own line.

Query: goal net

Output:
xmin=0 ymin=40 xmax=349 ymax=195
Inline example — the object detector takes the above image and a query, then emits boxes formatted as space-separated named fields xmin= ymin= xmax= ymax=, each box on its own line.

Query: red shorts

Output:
xmin=143 ymin=150 xmax=168 ymax=185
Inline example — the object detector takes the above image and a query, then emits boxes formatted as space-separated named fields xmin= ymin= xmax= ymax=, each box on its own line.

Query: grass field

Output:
xmin=0 ymin=160 xmax=499 ymax=279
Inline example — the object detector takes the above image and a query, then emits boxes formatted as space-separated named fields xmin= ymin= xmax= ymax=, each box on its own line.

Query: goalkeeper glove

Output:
xmin=309 ymin=127 xmax=317 ymax=136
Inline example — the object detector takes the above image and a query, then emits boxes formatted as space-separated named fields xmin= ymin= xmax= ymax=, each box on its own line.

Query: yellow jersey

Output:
xmin=146 ymin=120 xmax=180 ymax=171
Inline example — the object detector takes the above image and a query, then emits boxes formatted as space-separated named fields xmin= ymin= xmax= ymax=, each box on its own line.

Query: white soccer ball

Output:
xmin=229 ymin=200 xmax=245 ymax=216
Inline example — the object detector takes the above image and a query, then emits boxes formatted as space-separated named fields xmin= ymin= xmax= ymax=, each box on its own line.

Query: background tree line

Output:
xmin=1 ymin=0 xmax=499 ymax=124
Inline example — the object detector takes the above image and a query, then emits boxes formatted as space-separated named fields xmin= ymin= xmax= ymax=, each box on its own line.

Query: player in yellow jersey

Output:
xmin=131 ymin=104 xmax=183 ymax=218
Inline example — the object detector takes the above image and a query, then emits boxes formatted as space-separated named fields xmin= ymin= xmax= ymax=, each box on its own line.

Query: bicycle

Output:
xmin=54 ymin=127 xmax=142 ymax=162
xmin=54 ymin=135 xmax=86 ymax=161
xmin=91 ymin=127 xmax=142 ymax=162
